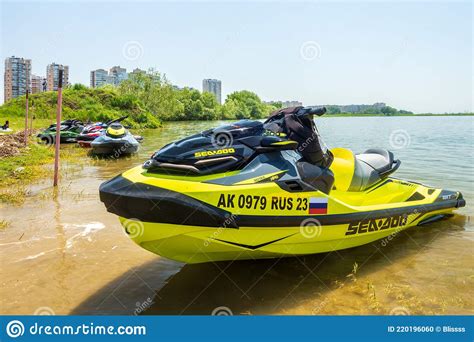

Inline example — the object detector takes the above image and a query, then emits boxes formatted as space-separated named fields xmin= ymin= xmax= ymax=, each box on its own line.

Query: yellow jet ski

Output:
xmin=99 ymin=107 xmax=465 ymax=263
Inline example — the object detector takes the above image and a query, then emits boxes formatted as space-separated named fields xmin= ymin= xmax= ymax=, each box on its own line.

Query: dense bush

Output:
xmin=0 ymin=69 xmax=278 ymax=125
xmin=0 ymin=86 xmax=161 ymax=128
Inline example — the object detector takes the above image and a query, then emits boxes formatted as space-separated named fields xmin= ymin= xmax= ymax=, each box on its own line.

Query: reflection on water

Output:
xmin=1 ymin=117 xmax=473 ymax=315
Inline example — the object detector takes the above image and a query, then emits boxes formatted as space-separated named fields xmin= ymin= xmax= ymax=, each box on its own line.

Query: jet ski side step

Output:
xmin=417 ymin=214 xmax=452 ymax=226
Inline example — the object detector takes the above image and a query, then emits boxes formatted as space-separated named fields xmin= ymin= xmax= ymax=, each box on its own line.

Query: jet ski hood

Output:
xmin=150 ymin=120 xmax=264 ymax=164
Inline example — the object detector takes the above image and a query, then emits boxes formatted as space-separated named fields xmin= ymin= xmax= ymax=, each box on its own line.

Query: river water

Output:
xmin=1 ymin=116 xmax=472 ymax=315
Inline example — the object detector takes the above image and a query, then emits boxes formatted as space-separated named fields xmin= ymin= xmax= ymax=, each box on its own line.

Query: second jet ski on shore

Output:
xmin=37 ymin=119 xmax=84 ymax=144
xmin=77 ymin=116 xmax=143 ymax=148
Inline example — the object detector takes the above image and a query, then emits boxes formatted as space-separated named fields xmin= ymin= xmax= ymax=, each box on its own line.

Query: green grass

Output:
xmin=0 ymin=116 xmax=53 ymax=132
xmin=0 ymin=142 xmax=54 ymax=204
xmin=0 ymin=134 xmax=88 ymax=204
xmin=0 ymin=143 xmax=54 ymax=182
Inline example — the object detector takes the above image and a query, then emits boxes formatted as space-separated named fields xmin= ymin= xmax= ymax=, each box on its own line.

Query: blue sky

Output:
xmin=1 ymin=1 xmax=472 ymax=113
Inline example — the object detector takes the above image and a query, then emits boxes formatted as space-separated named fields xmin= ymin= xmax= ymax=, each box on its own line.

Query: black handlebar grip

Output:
xmin=308 ymin=106 xmax=327 ymax=116
xmin=296 ymin=106 xmax=327 ymax=117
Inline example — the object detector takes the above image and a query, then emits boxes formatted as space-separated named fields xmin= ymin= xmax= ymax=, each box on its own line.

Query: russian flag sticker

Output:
xmin=309 ymin=197 xmax=328 ymax=214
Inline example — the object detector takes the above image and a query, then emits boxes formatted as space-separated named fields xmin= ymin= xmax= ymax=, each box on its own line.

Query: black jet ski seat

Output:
xmin=330 ymin=148 xmax=401 ymax=192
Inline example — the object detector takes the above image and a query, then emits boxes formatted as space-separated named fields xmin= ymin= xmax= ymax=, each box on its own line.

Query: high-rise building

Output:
xmin=109 ymin=66 xmax=128 ymax=86
xmin=90 ymin=66 xmax=130 ymax=87
xmin=4 ymin=56 xmax=31 ymax=102
xmin=90 ymin=69 xmax=112 ymax=88
xmin=46 ymin=63 xmax=69 ymax=91
xmin=130 ymin=68 xmax=146 ymax=75
xmin=202 ymin=79 xmax=222 ymax=104
xmin=31 ymin=75 xmax=46 ymax=94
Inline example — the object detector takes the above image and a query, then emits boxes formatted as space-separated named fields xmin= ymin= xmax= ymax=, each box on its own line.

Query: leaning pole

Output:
xmin=24 ymin=89 xmax=29 ymax=146
xmin=53 ymin=69 xmax=63 ymax=187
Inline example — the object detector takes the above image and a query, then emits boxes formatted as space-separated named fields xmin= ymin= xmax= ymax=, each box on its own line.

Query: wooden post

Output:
xmin=24 ymin=89 xmax=29 ymax=146
xmin=53 ymin=69 xmax=63 ymax=187
xmin=30 ymin=100 xmax=34 ymax=132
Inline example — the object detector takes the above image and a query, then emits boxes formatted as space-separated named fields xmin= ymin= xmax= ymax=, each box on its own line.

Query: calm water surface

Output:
xmin=1 ymin=116 xmax=472 ymax=315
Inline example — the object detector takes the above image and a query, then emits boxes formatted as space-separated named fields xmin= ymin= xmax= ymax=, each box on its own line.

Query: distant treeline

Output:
xmin=1 ymin=69 xmax=470 ymax=127
xmin=324 ymin=104 xmax=413 ymax=116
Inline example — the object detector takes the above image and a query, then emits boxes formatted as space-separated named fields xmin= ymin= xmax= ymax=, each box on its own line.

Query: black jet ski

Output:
xmin=77 ymin=116 xmax=143 ymax=147
xmin=91 ymin=123 xmax=139 ymax=156
xmin=37 ymin=119 xmax=84 ymax=144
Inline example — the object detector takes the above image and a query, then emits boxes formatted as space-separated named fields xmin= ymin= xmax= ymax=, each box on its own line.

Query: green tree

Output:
xmin=380 ymin=106 xmax=397 ymax=116
xmin=225 ymin=90 xmax=267 ymax=119
xmin=326 ymin=105 xmax=341 ymax=114
xmin=118 ymin=70 xmax=183 ymax=121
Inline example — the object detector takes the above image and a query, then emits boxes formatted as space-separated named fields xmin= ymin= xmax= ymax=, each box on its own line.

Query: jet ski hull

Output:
xmin=77 ymin=134 xmax=100 ymax=142
xmin=77 ymin=140 xmax=92 ymax=148
xmin=91 ymin=141 xmax=139 ymax=155
xmin=37 ymin=132 xmax=79 ymax=144
xmin=100 ymin=166 xmax=465 ymax=263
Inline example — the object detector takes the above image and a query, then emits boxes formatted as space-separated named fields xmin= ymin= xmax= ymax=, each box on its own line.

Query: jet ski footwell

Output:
xmin=100 ymin=167 xmax=465 ymax=264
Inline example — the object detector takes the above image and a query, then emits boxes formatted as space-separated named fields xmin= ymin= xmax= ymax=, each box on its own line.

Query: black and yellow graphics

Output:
xmin=194 ymin=148 xmax=235 ymax=158
xmin=345 ymin=215 xmax=408 ymax=235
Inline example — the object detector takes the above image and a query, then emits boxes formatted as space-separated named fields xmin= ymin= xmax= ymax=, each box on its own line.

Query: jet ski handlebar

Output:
xmin=296 ymin=106 xmax=327 ymax=117
xmin=106 ymin=115 xmax=129 ymax=125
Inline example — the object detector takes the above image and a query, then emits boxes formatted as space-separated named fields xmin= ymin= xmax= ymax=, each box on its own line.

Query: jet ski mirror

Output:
xmin=260 ymin=136 xmax=298 ymax=150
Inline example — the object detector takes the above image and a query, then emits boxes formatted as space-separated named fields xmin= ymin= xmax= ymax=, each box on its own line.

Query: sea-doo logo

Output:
xmin=195 ymin=148 xmax=235 ymax=158
xmin=345 ymin=215 xmax=407 ymax=236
